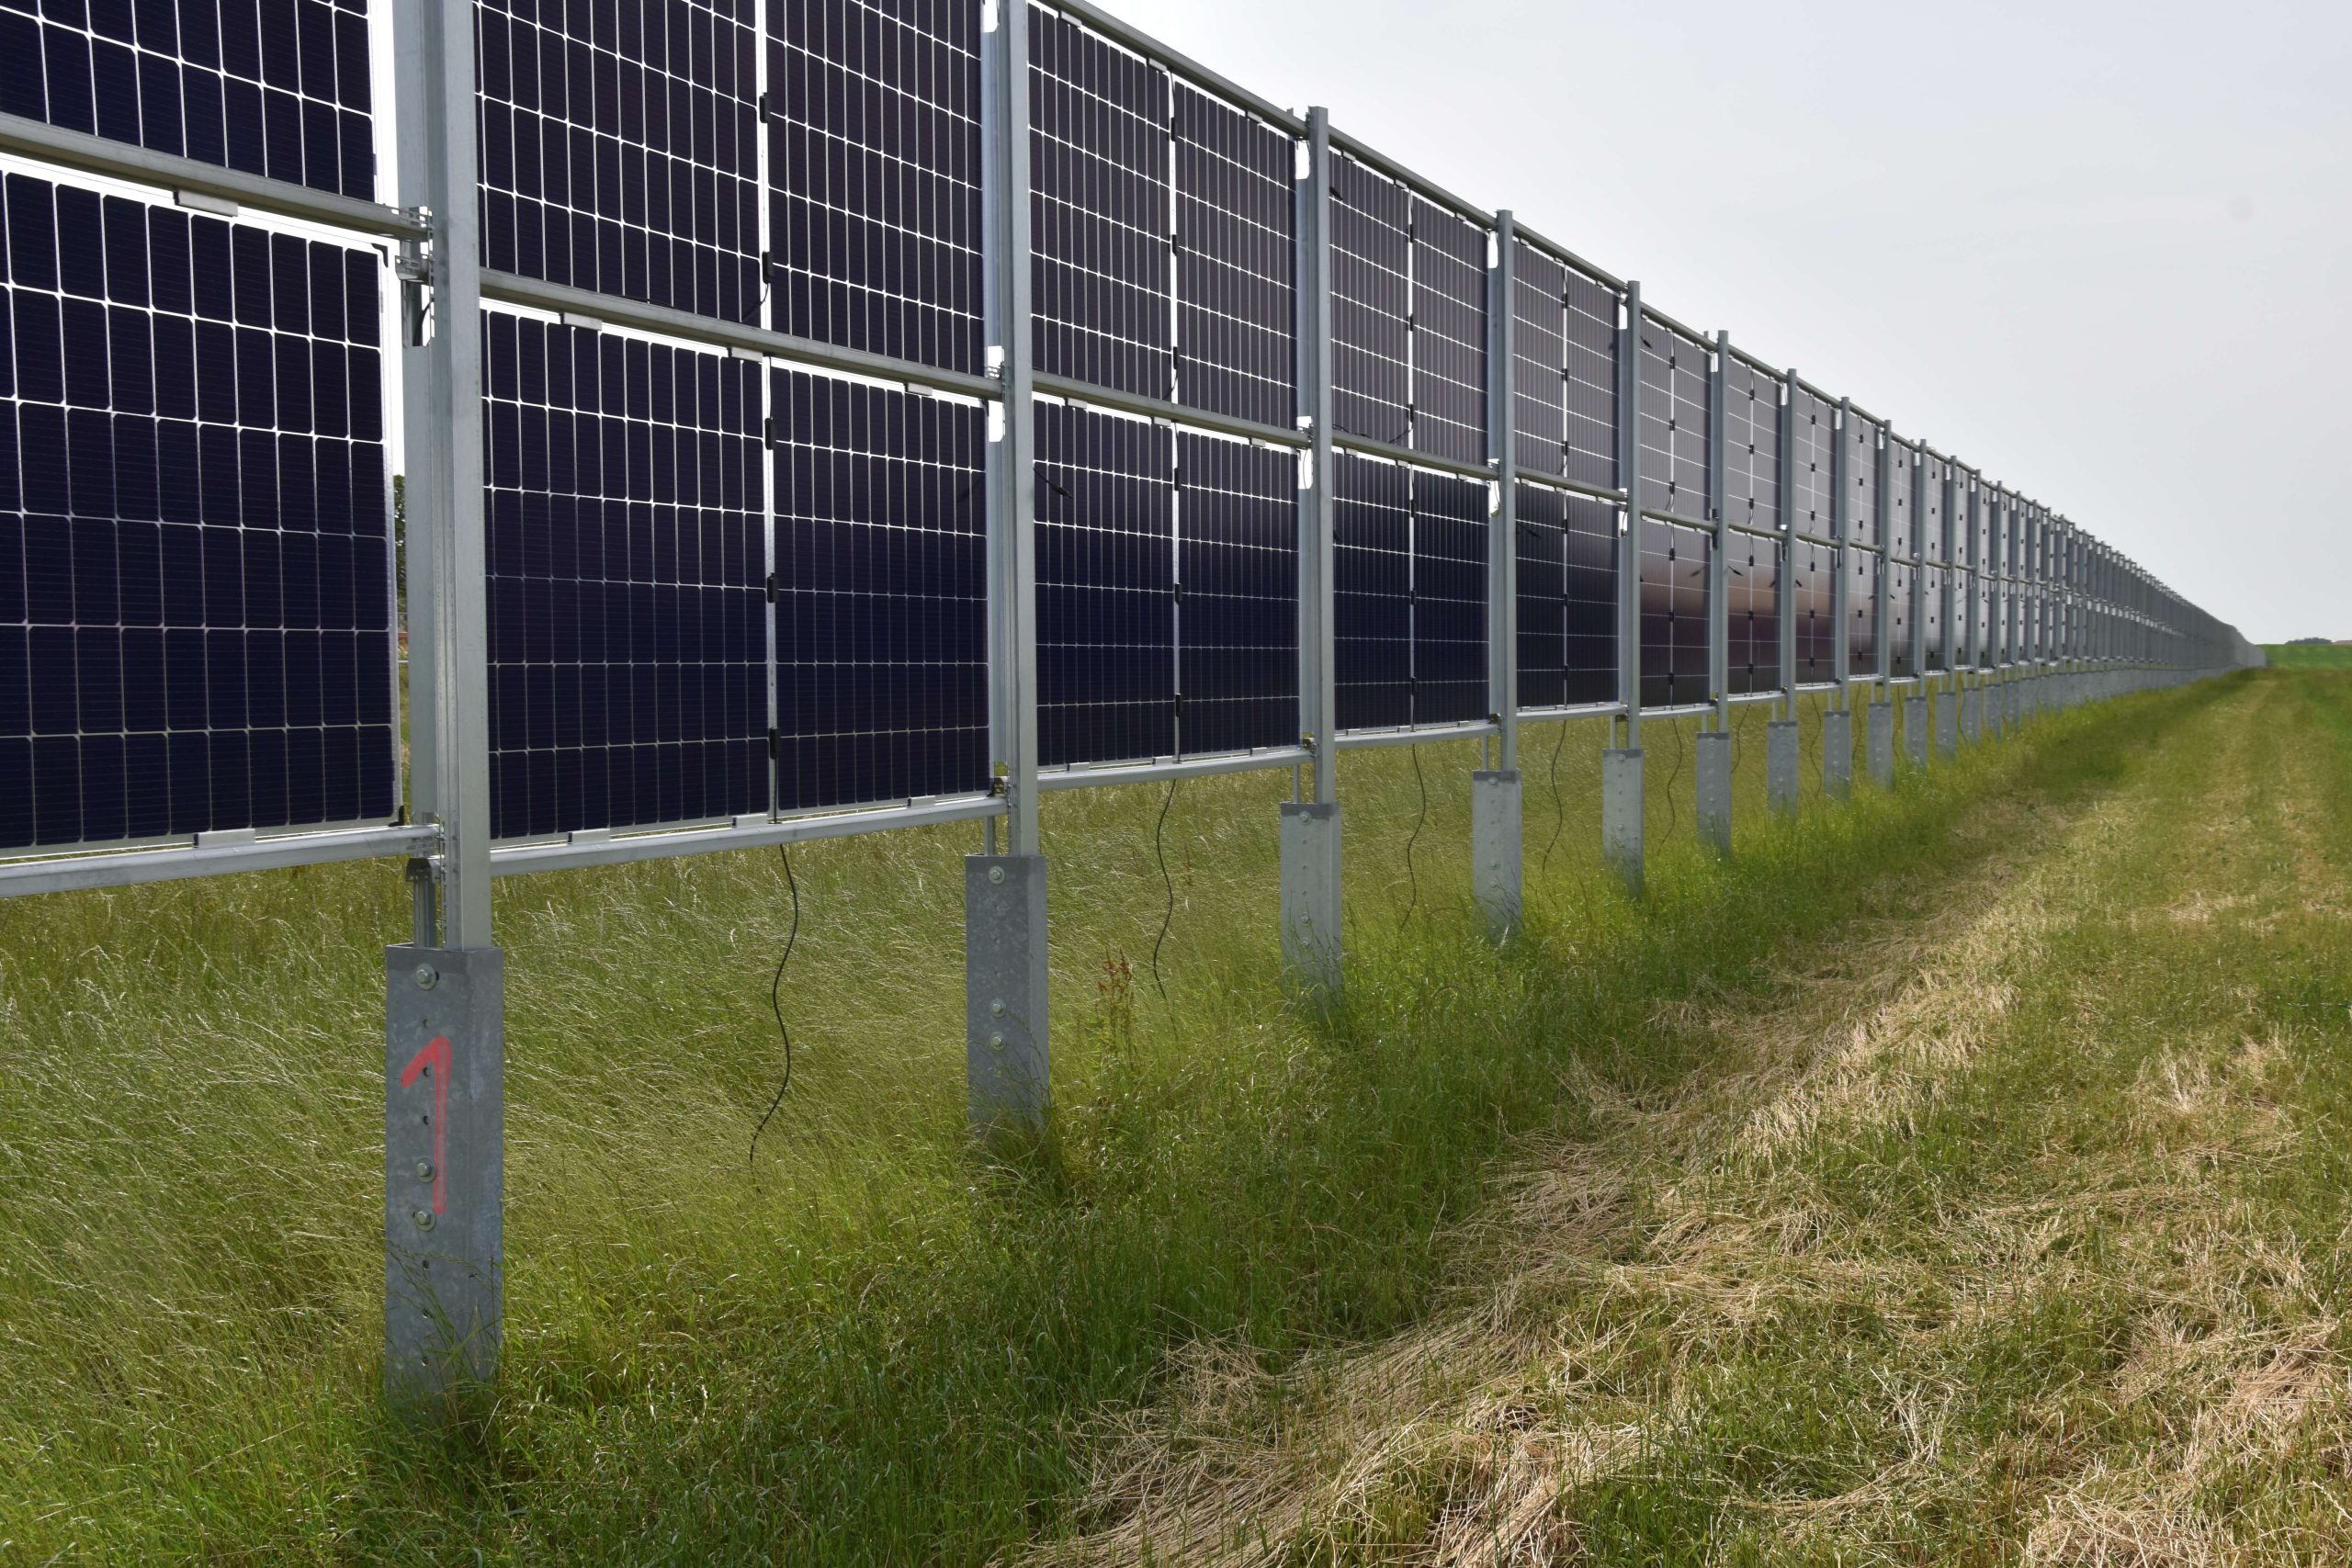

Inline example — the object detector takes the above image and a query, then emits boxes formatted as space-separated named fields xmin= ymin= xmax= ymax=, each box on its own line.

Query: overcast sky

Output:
xmin=1109 ymin=0 xmax=2348 ymax=644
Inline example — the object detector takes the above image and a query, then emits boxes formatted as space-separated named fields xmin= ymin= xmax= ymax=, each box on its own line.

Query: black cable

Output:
xmin=1149 ymin=775 xmax=1179 ymax=1001
xmin=749 ymin=843 xmax=802 ymax=1169
xmin=1399 ymin=743 xmax=1427 ymax=931
xmin=1538 ymin=714 xmax=1570 ymax=881
xmin=1661 ymin=716 xmax=1686 ymax=840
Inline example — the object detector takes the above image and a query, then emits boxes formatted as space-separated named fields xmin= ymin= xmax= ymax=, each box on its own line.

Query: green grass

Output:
xmin=0 ymin=677 xmax=2301 ymax=1562
xmin=2264 ymin=641 xmax=2352 ymax=669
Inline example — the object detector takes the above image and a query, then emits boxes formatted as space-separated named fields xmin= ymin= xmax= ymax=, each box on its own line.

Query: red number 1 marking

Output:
xmin=401 ymin=1034 xmax=452 ymax=1214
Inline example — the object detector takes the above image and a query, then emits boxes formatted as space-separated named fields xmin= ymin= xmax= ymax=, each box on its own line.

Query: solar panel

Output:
xmin=0 ymin=0 xmax=377 ymax=199
xmin=1329 ymin=151 xmax=1409 ymax=447
xmin=1030 ymin=5 xmax=1170 ymax=400
xmin=1175 ymin=428 xmax=1296 ymax=755
xmin=1333 ymin=451 xmax=1487 ymax=730
xmin=1174 ymin=83 xmax=1294 ymax=427
xmin=1921 ymin=454 xmax=1948 ymax=563
xmin=1789 ymin=383 xmax=1835 ymax=541
xmin=1973 ymin=485 xmax=1994 ymax=574
xmin=1843 ymin=411 xmax=1878 ymax=549
xmin=1791 ymin=537 xmax=1836 ymax=683
xmin=1636 ymin=320 xmax=1708 ymax=525
xmin=1886 ymin=558 xmax=1915 ymax=678
xmin=1847 ymin=545 xmax=1880 ymax=676
xmin=1035 ymin=398 xmax=1173 ymax=766
xmin=770 ymin=0 xmax=983 ymax=374
xmin=1514 ymin=480 xmax=1614 ymax=708
xmin=1884 ymin=436 xmax=1914 ymax=559
xmin=481 ymin=311 xmax=768 ymax=840
xmin=1637 ymin=517 xmax=1708 ymax=707
xmin=479 ymin=0 xmax=761 ymax=325
xmin=1408 ymin=195 xmax=1487 ymax=467
xmin=1723 ymin=357 xmax=1780 ymax=534
xmin=1508 ymin=240 xmax=1619 ymax=492
xmin=1726 ymin=529 xmax=1781 ymax=695
xmin=1922 ymin=563 xmax=1947 ymax=671
xmin=773 ymin=366 xmax=988 ymax=809
xmin=1 ymin=171 xmax=395 ymax=852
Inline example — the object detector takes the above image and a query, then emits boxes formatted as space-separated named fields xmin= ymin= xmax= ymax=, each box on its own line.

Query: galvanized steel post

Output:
xmin=1473 ymin=213 xmax=1523 ymax=936
xmin=1603 ymin=282 xmax=1645 ymax=890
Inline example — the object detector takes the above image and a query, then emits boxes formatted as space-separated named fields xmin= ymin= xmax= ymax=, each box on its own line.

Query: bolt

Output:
xmin=989 ymin=998 xmax=1006 ymax=1018
xmin=413 ymin=1209 xmax=435 ymax=1231
xmin=413 ymin=963 xmax=439 ymax=990
xmin=415 ymin=1161 xmax=434 ymax=1182
xmin=988 ymin=1032 xmax=1005 ymax=1051
xmin=988 ymin=865 xmax=1005 ymax=885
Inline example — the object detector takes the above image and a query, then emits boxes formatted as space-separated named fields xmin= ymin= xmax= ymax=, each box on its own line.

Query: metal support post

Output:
xmin=1283 ymin=107 xmax=1345 ymax=982
xmin=388 ymin=0 xmax=502 ymax=1409
xmin=1695 ymin=729 xmax=1732 ymax=856
xmin=1868 ymin=700 xmax=1894 ymax=788
xmin=1935 ymin=686 xmax=1958 ymax=757
xmin=970 ymin=0 xmax=1049 ymax=1130
xmin=1603 ymin=280 xmax=1646 ymax=893
xmin=1768 ymin=364 xmax=1801 ymax=818
xmin=1822 ymin=705 xmax=1853 ymax=799
xmin=1767 ymin=718 xmax=1800 ymax=816
xmin=1474 ymin=214 xmax=1522 ymax=938
xmin=1905 ymin=693 xmax=1928 ymax=767
xmin=1708 ymin=333 xmax=1731 ymax=734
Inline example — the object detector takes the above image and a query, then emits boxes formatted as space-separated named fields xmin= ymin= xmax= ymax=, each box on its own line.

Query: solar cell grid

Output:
xmin=1332 ymin=451 xmax=1488 ymax=730
xmin=1636 ymin=321 xmax=1708 ymax=525
xmin=0 ymin=0 xmax=377 ymax=199
xmin=1923 ymin=563 xmax=1947 ymax=671
xmin=1173 ymin=84 xmax=1294 ymax=428
xmin=1843 ymin=411 xmax=1878 ymax=548
xmin=1887 ymin=557 xmax=1915 ymax=678
xmin=482 ymin=311 xmax=768 ymax=840
xmin=1921 ymin=453 xmax=1948 ymax=562
xmin=1035 ymin=398 xmax=1174 ymax=766
xmin=1848 ymin=545 xmax=1879 ymax=676
xmin=770 ymin=0 xmax=984 ymax=374
xmin=1789 ymin=384 xmax=1835 ymax=540
xmin=479 ymin=0 xmax=763 ymax=325
xmin=1175 ymin=429 xmax=1295 ymax=755
xmin=1029 ymin=5 xmax=1171 ymax=400
xmin=1408 ymin=464 xmax=1487 ymax=722
xmin=1408 ymin=195 xmax=1487 ymax=467
xmin=1638 ymin=516 xmax=1709 ymax=707
xmin=1328 ymin=151 xmax=1409 ymax=447
xmin=1509 ymin=240 xmax=1566 ymax=479
xmin=1791 ymin=536 xmax=1835 ymax=683
xmin=1514 ymin=480 xmax=1615 ymax=709
xmin=1 ymin=171 xmax=395 ymax=852
xmin=1723 ymin=357 xmax=1780 ymax=534
xmin=772 ymin=366 xmax=988 ymax=808
xmin=1558 ymin=265 xmax=1619 ymax=492
xmin=1726 ymin=529 xmax=1780 ymax=695
xmin=1885 ymin=436 xmax=1914 ymax=559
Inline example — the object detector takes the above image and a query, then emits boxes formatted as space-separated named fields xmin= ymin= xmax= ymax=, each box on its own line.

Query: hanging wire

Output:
xmin=1149 ymin=776 xmax=1179 ymax=1000
xmin=1399 ymin=743 xmax=1427 ymax=931
xmin=1660 ymin=715 xmax=1686 ymax=840
xmin=749 ymin=843 xmax=802 ymax=1168
xmin=1538 ymin=714 xmax=1571 ymax=881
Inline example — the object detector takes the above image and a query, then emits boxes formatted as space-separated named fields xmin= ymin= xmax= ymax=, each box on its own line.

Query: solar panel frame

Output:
xmin=1514 ymin=479 xmax=1616 ymax=709
xmin=769 ymin=0 xmax=985 ymax=376
xmin=0 ymin=0 xmax=379 ymax=201
xmin=772 ymin=365 xmax=989 ymax=811
xmin=2 ymin=171 xmax=398 ymax=853
xmin=479 ymin=0 xmax=763 ymax=327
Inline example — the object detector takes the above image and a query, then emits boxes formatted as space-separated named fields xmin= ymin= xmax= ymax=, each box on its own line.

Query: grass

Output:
xmin=2265 ymin=642 xmax=2352 ymax=670
xmin=0 ymin=671 xmax=2329 ymax=1562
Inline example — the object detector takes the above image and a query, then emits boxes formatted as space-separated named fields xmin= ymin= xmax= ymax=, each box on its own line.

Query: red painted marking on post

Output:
xmin=400 ymin=1034 xmax=451 ymax=1214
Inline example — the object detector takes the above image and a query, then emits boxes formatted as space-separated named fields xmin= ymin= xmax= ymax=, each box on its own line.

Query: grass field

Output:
xmin=2267 ymin=642 xmax=2352 ymax=669
xmin=3 ymin=671 xmax=2346 ymax=1562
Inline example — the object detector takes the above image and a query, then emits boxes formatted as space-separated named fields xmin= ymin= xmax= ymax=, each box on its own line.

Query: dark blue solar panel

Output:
xmin=1035 ymin=398 xmax=1173 ymax=766
xmin=1791 ymin=537 xmax=1835 ymax=683
xmin=479 ymin=0 xmax=761 ymax=324
xmin=773 ymin=366 xmax=986 ymax=808
xmin=1409 ymin=465 xmax=1487 ymax=722
xmin=0 ymin=0 xmax=376 ymax=199
xmin=1030 ymin=5 xmax=1170 ymax=400
xmin=1332 ymin=453 xmax=1488 ymax=730
xmin=1636 ymin=320 xmax=1707 ymax=525
xmin=1408 ymin=196 xmax=1487 ymax=468
xmin=772 ymin=0 xmax=982 ymax=375
xmin=1727 ymin=529 xmax=1781 ymax=695
xmin=1921 ymin=453 xmax=1949 ymax=563
xmin=1559 ymin=264 xmax=1618 ymax=493
xmin=1887 ymin=557 xmax=1915 ymax=678
xmin=0 ymin=172 xmax=393 ymax=852
xmin=1176 ymin=429 xmax=1295 ymax=756
xmin=1843 ymin=411 xmax=1879 ymax=549
xmin=1514 ymin=480 xmax=1614 ymax=709
xmin=1789 ymin=383 xmax=1835 ymax=541
xmin=482 ymin=311 xmax=768 ymax=840
xmin=1637 ymin=516 xmax=1707 ymax=707
xmin=1847 ymin=544 xmax=1880 ymax=677
xmin=1174 ymin=83 xmax=1294 ymax=429
xmin=1923 ymin=563 xmax=1948 ymax=671
xmin=1329 ymin=152 xmax=1408 ymax=448
xmin=1509 ymin=240 xmax=1618 ymax=491
xmin=1885 ymin=436 xmax=1915 ymax=560
xmin=1724 ymin=358 xmax=1779 ymax=534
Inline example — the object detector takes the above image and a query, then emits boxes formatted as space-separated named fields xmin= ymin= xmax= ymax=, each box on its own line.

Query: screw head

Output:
xmin=987 ymin=865 xmax=1005 ymax=885
xmin=413 ymin=963 xmax=439 ymax=990
xmin=415 ymin=1161 xmax=435 ymax=1182
xmin=988 ymin=1032 xmax=1006 ymax=1052
xmin=412 ymin=1209 xmax=435 ymax=1231
xmin=989 ymin=998 xmax=1006 ymax=1018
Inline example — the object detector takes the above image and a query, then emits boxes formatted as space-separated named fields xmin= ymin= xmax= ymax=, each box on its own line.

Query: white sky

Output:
xmin=1108 ymin=0 xmax=2349 ymax=643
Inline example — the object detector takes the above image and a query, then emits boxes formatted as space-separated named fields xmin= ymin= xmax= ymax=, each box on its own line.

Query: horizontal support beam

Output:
xmin=1521 ymin=700 xmax=1626 ymax=725
xmin=1333 ymin=719 xmax=1499 ymax=751
xmin=1326 ymin=125 xmax=1492 ymax=229
xmin=1035 ymin=748 xmax=1311 ymax=791
xmin=1048 ymin=0 xmax=1305 ymax=134
xmin=1515 ymin=468 xmax=1629 ymax=506
xmin=1333 ymin=429 xmax=1494 ymax=483
xmin=488 ymin=795 xmax=1005 ymax=876
xmin=0 ymin=824 xmax=435 ymax=898
xmin=0 ymin=111 xmax=428 ymax=240
xmin=1035 ymin=375 xmax=1306 ymax=448
xmin=481 ymin=271 xmax=1004 ymax=402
